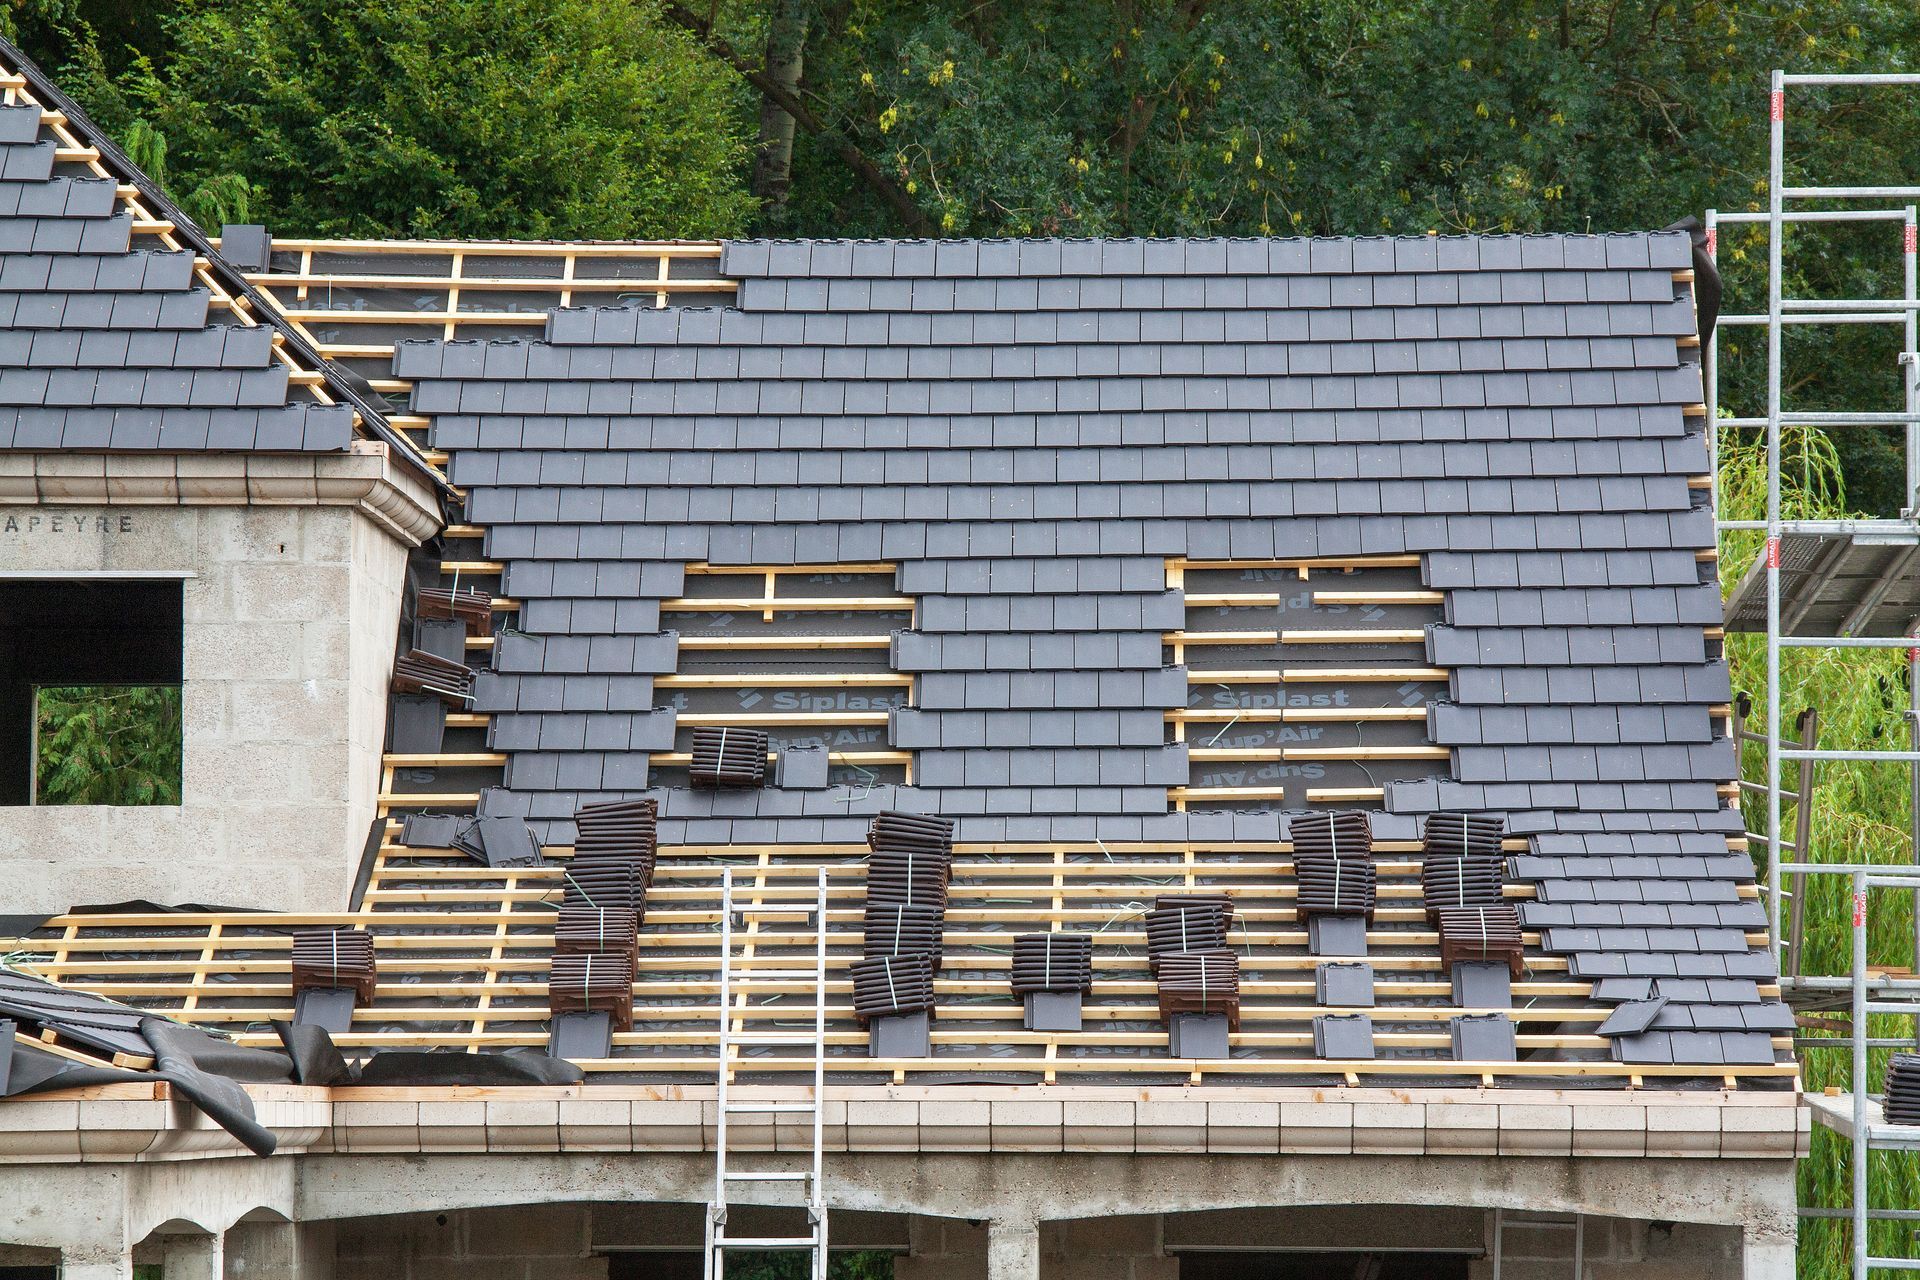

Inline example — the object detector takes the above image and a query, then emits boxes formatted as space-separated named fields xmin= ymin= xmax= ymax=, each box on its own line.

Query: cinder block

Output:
xmin=1279 ymin=1101 xmax=1352 ymax=1154
xmin=991 ymin=1098 xmax=1063 ymax=1151
xmin=558 ymin=1097 xmax=632 ymax=1151
xmin=1205 ymin=1101 xmax=1279 ymax=1153
xmin=1063 ymin=1099 xmax=1135 ymax=1151
xmin=484 ymin=1098 xmax=560 ymax=1152
xmin=417 ymin=1099 xmax=487 ymax=1151
xmin=1645 ymin=1104 xmax=1722 ymax=1157
xmin=1423 ymin=1103 xmax=1498 ymax=1155
xmin=1571 ymin=1103 xmax=1647 ymax=1156
xmin=631 ymin=1099 xmax=704 ymax=1150
xmin=1350 ymin=1101 xmax=1424 ymax=1155
xmin=919 ymin=1099 xmax=991 ymax=1151
xmin=1134 ymin=1099 xmax=1205 ymax=1152
xmin=1498 ymin=1104 xmax=1573 ymax=1156
xmin=845 ymin=1099 xmax=918 ymax=1151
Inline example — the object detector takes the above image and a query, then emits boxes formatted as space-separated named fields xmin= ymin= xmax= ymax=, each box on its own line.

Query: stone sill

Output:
xmin=0 ymin=1081 xmax=1809 ymax=1165
xmin=0 ymin=443 xmax=442 ymax=544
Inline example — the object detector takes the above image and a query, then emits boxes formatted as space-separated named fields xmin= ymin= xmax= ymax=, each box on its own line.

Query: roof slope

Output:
xmin=402 ymin=231 xmax=1724 ymax=844
xmin=392 ymin=231 xmax=1784 ymax=1069
xmin=0 ymin=35 xmax=439 ymax=472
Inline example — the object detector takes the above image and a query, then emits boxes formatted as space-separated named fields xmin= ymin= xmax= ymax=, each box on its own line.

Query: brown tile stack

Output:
xmin=548 ymin=951 xmax=637 ymax=1032
xmin=1419 ymin=813 xmax=1506 ymax=923
xmin=569 ymin=797 xmax=659 ymax=906
xmin=291 ymin=928 xmax=378 ymax=1003
xmin=1155 ymin=952 xmax=1241 ymax=1026
xmin=391 ymin=648 xmax=474 ymax=705
xmin=554 ymin=905 xmax=641 ymax=955
xmin=1435 ymin=905 xmax=1526 ymax=978
xmin=1144 ymin=894 xmax=1234 ymax=973
xmin=689 ymin=727 xmax=769 ymax=788
xmin=1291 ymin=811 xmax=1377 ymax=922
xmin=417 ymin=584 xmax=494 ymax=633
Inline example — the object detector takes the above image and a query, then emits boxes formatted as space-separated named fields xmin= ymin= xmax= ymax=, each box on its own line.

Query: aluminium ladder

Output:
xmin=705 ymin=866 xmax=830 ymax=1280
xmin=1708 ymin=69 xmax=1920 ymax=1279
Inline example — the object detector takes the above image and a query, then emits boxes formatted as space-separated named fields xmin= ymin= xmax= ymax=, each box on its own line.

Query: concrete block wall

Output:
xmin=334 ymin=1205 xmax=606 ymax=1280
xmin=0 ymin=452 xmax=439 ymax=912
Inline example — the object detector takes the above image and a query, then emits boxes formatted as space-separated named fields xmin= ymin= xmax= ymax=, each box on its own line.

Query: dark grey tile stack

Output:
xmin=0 ymin=102 xmax=352 ymax=452
xmin=399 ymin=230 xmax=1784 ymax=1064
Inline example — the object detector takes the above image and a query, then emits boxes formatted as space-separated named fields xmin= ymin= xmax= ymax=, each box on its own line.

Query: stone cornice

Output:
xmin=0 ymin=443 xmax=444 ymax=546
xmin=0 ymin=1082 xmax=1809 ymax=1165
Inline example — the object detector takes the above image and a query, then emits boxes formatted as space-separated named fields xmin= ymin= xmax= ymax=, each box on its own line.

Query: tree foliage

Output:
xmin=40 ymin=0 xmax=757 ymax=239
xmin=34 ymin=685 xmax=182 ymax=807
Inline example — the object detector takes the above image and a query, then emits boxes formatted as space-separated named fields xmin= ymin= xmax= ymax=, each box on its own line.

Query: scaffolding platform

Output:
xmin=1806 ymin=1092 xmax=1920 ymax=1152
xmin=1724 ymin=530 xmax=1920 ymax=637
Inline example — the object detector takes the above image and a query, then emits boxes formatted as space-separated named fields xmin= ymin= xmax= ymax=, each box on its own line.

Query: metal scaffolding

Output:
xmin=1709 ymin=69 xmax=1920 ymax=1279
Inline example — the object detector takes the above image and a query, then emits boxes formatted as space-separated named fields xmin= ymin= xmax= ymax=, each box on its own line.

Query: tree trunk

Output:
xmin=752 ymin=0 xmax=807 ymax=225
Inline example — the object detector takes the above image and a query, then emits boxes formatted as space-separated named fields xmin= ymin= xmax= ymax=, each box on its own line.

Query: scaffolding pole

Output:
xmin=1710 ymin=68 xmax=1920 ymax=1280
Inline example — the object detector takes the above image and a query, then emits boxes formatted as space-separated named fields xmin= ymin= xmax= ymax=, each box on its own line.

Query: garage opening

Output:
xmin=0 ymin=579 xmax=184 ymax=807
xmin=1174 ymin=1251 xmax=1471 ymax=1278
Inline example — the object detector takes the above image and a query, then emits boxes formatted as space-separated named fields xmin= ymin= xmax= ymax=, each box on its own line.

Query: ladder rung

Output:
xmin=723 ymin=1170 xmax=812 ymax=1181
xmin=716 ymin=1236 xmax=821 ymax=1248
xmin=724 ymin=1102 xmax=817 ymax=1113
xmin=727 ymin=971 xmax=824 ymax=980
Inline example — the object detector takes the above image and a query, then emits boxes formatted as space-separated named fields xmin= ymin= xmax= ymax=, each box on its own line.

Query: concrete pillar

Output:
xmin=1743 ymin=1225 xmax=1796 ymax=1279
xmin=58 ymin=1255 xmax=133 ymax=1280
xmin=225 ymin=1219 xmax=334 ymax=1280
xmin=161 ymin=1233 xmax=225 ymax=1280
xmin=986 ymin=1219 xmax=1039 ymax=1280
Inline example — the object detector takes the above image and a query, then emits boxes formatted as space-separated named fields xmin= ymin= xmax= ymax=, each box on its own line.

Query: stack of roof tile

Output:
xmin=850 ymin=953 xmax=936 ymax=1026
xmin=548 ymin=951 xmax=637 ymax=1032
xmin=1436 ymin=905 xmax=1526 ymax=977
xmin=863 ymin=902 xmax=943 ymax=966
xmin=1009 ymin=932 xmax=1094 ymax=996
xmin=290 ymin=928 xmax=377 ymax=1003
xmin=417 ymin=584 xmax=495 ymax=634
xmin=689 ymin=726 xmax=769 ymax=788
xmin=569 ymin=798 xmax=659 ymax=902
xmin=1144 ymin=895 xmax=1234 ymax=973
xmin=1885 ymin=1055 xmax=1920 ymax=1125
xmin=1421 ymin=812 xmax=1507 ymax=922
xmin=1155 ymin=953 xmax=1240 ymax=1026
xmin=1292 ymin=813 xmax=1376 ymax=959
xmin=392 ymin=648 xmax=474 ymax=706
xmin=554 ymin=905 xmax=641 ymax=956
xmin=867 ymin=811 xmax=955 ymax=909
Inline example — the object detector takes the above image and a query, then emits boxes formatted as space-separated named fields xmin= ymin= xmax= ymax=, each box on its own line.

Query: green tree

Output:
xmin=60 ymin=0 xmax=758 ymax=239
xmin=34 ymin=685 xmax=183 ymax=807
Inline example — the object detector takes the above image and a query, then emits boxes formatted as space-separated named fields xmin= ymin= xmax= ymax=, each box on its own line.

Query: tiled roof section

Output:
xmin=402 ymin=229 xmax=1721 ymax=838
xmin=398 ymin=230 xmax=1789 ymax=1070
xmin=0 ymin=99 xmax=351 ymax=452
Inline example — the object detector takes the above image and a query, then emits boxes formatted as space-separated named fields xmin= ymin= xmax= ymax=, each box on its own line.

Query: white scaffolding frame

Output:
xmin=1709 ymin=69 xmax=1920 ymax=1279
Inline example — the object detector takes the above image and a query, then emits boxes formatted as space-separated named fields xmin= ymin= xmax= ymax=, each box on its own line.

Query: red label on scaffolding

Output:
xmin=1855 ymin=889 xmax=1867 ymax=928
xmin=1770 ymin=90 xmax=1785 ymax=122
xmin=1766 ymin=537 xmax=1781 ymax=569
xmin=1907 ymin=223 xmax=1918 ymax=255
xmin=1706 ymin=227 xmax=1717 ymax=256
